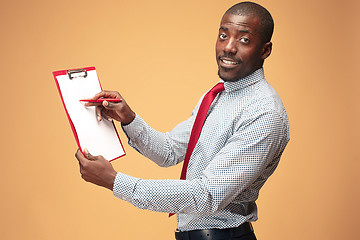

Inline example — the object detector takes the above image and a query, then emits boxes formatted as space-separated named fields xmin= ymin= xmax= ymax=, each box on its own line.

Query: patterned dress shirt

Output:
xmin=113 ymin=68 xmax=290 ymax=231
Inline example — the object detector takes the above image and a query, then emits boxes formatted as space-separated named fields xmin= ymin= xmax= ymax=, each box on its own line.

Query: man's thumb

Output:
xmin=102 ymin=100 xmax=112 ymax=109
xmin=83 ymin=148 xmax=96 ymax=161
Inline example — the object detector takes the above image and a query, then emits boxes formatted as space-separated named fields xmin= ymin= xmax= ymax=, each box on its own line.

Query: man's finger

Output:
xmin=83 ymin=148 xmax=97 ymax=161
xmin=92 ymin=90 xmax=108 ymax=100
xmin=75 ymin=149 xmax=81 ymax=161
xmin=93 ymin=90 xmax=118 ymax=100
xmin=84 ymin=102 xmax=102 ymax=107
xmin=75 ymin=149 xmax=87 ymax=164
xmin=95 ymin=105 xmax=103 ymax=121
xmin=101 ymin=110 xmax=113 ymax=122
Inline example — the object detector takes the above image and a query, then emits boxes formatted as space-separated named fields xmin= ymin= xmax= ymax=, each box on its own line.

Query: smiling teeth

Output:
xmin=222 ymin=59 xmax=238 ymax=65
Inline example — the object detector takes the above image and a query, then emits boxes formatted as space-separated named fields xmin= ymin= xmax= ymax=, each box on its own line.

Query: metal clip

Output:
xmin=67 ymin=69 xmax=88 ymax=79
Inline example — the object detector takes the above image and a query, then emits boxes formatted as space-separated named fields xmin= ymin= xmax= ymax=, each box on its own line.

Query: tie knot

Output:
xmin=210 ymin=82 xmax=225 ymax=95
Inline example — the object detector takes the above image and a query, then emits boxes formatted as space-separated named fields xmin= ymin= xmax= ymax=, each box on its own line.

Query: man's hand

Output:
xmin=75 ymin=149 xmax=117 ymax=191
xmin=85 ymin=90 xmax=136 ymax=124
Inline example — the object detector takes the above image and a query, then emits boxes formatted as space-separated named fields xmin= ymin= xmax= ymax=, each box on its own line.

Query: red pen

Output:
xmin=80 ymin=98 xmax=122 ymax=103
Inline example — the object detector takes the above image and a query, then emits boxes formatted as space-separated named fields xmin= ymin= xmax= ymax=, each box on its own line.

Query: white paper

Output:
xmin=56 ymin=69 xmax=125 ymax=161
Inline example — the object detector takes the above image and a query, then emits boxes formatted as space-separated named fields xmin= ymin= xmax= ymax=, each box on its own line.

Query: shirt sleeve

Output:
xmin=121 ymin=112 xmax=196 ymax=167
xmin=114 ymin=109 xmax=288 ymax=214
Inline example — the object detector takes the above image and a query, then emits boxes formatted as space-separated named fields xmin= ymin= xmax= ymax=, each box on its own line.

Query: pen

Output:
xmin=80 ymin=98 xmax=122 ymax=103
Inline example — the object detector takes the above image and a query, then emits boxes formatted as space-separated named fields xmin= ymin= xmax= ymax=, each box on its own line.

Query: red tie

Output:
xmin=169 ymin=82 xmax=225 ymax=217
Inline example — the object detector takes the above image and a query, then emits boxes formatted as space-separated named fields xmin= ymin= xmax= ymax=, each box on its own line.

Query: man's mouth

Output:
xmin=219 ymin=57 xmax=241 ymax=68
xmin=221 ymin=59 xmax=238 ymax=65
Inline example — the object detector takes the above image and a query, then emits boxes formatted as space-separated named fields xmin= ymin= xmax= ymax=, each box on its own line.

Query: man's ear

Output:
xmin=261 ymin=42 xmax=272 ymax=60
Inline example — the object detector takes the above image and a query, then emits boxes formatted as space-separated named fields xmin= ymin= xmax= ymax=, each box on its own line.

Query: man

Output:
xmin=75 ymin=2 xmax=289 ymax=239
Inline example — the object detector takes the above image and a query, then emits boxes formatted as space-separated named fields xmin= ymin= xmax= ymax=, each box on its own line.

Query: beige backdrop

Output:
xmin=1 ymin=0 xmax=359 ymax=239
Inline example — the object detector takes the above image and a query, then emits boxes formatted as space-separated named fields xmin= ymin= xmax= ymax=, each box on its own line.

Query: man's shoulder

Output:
xmin=239 ymin=80 xmax=287 ymax=119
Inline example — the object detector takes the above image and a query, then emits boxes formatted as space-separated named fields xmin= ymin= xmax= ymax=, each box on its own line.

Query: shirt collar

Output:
xmin=220 ymin=68 xmax=265 ymax=93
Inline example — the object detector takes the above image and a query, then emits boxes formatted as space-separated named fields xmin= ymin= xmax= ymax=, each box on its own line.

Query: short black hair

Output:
xmin=225 ymin=1 xmax=274 ymax=43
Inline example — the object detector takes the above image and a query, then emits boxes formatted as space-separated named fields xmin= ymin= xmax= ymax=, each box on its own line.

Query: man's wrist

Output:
xmin=122 ymin=111 xmax=136 ymax=126
xmin=107 ymin=170 xmax=117 ymax=191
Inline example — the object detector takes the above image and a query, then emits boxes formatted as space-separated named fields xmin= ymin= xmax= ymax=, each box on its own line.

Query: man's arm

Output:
xmin=75 ymin=92 xmax=288 ymax=215
xmin=121 ymin=114 xmax=194 ymax=167
xmin=111 ymin=110 xmax=288 ymax=214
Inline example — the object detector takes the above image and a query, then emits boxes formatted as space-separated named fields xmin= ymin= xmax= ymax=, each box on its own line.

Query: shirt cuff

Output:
xmin=121 ymin=114 xmax=146 ymax=140
xmin=113 ymin=172 xmax=139 ymax=202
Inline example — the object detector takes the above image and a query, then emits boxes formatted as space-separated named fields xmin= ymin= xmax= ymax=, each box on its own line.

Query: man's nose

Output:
xmin=224 ymin=38 xmax=237 ymax=54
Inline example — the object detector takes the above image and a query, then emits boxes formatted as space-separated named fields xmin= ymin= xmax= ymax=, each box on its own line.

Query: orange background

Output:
xmin=1 ymin=0 xmax=359 ymax=239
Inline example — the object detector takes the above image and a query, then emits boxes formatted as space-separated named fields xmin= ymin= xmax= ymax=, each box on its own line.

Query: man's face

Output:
xmin=216 ymin=13 xmax=269 ymax=82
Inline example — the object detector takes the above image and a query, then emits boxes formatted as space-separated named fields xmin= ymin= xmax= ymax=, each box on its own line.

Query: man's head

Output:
xmin=216 ymin=2 xmax=274 ymax=82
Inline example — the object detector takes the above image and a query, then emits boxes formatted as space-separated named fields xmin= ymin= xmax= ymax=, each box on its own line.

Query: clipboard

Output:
xmin=53 ymin=67 xmax=125 ymax=161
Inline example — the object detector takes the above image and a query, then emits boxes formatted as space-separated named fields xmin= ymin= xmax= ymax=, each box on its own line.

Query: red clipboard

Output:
xmin=53 ymin=67 xmax=125 ymax=161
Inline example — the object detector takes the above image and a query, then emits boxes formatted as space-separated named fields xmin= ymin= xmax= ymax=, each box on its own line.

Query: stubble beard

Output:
xmin=217 ymin=69 xmax=240 ymax=82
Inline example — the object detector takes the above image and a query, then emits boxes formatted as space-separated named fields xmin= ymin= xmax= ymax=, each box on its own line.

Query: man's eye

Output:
xmin=240 ymin=37 xmax=249 ymax=43
xmin=219 ymin=34 xmax=227 ymax=40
